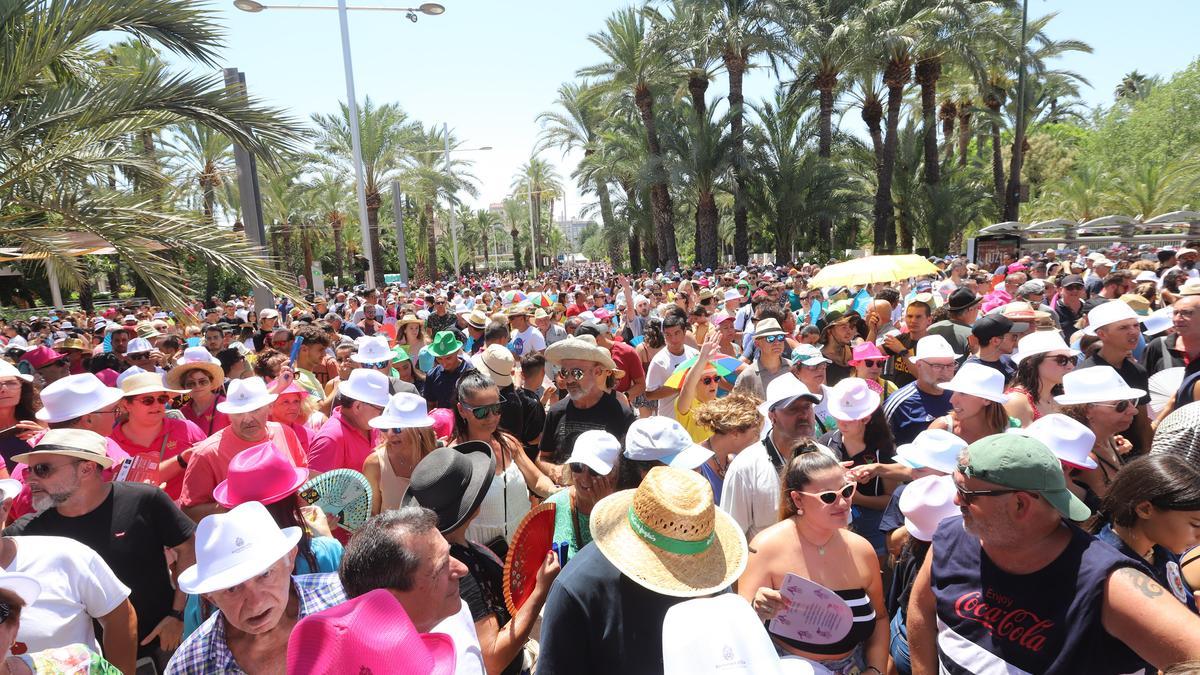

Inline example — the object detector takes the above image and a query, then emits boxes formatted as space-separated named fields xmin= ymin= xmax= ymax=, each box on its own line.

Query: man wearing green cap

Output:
xmin=907 ymin=433 xmax=1200 ymax=674
xmin=423 ymin=330 xmax=474 ymax=410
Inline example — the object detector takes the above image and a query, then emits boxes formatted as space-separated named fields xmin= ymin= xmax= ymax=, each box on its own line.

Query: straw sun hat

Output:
xmin=590 ymin=466 xmax=747 ymax=598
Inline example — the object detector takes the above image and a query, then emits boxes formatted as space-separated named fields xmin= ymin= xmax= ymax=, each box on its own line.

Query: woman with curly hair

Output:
xmin=694 ymin=391 xmax=763 ymax=505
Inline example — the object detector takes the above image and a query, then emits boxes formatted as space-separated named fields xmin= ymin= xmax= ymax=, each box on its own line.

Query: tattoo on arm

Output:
xmin=1115 ymin=566 xmax=1165 ymax=599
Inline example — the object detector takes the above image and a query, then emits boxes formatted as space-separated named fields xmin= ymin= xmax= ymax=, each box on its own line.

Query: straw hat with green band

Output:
xmin=589 ymin=466 xmax=747 ymax=597
xmin=960 ymin=433 xmax=1091 ymax=522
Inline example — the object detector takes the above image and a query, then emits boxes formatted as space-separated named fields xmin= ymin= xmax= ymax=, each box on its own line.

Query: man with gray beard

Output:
xmin=4 ymin=428 xmax=196 ymax=671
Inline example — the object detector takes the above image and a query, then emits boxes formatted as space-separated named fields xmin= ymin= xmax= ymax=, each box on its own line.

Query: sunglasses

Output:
xmin=362 ymin=360 xmax=390 ymax=369
xmin=1048 ymin=354 xmax=1075 ymax=367
xmin=130 ymin=394 xmax=172 ymax=406
xmin=795 ymin=482 xmax=856 ymax=505
xmin=1093 ymin=399 xmax=1137 ymax=413
xmin=700 ymin=375 xmax=721 ymax=385
xmin=560 ymin=368 xmax=587 ymax=382
xmin=762 ymin=334 xmax=786 ymax=344
xmin=0 ymin=600 xmax=11 ymax=625
xmin=954 ymin=483 xmax=1028 ymax=504
xmin=183 ymin=377 xmax=212 ymax=388
xmin=570 ymin=463 xmax=601 ymax=477
xmin=461 ymin=399 xmax=505 ymax=420
xmin=30 ymin=458 xmax=84 ymax=479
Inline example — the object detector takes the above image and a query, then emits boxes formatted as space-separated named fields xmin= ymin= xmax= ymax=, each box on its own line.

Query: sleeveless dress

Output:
xmin=372 ymin=445 xmax=410 ymax=513
xmin=1004 ymin=386 xmax=1043 ymax=422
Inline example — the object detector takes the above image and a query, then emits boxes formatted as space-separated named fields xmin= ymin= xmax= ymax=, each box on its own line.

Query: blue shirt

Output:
xmin=167 ymin=573 xmax=346 ymax=675
xmin=424 ymin=358 xmax=475 ymax=410
xmin=882 ymin=381 xmax=953 ymax=446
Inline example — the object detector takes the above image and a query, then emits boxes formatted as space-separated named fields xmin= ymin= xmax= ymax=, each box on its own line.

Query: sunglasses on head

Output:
xmin=30 ymin=458 xmax=84 ymax=479
xmin=1093 ymin=399 xmax=1137 ymax=413
xmin=462 ymin=398 xmax=505 ymax=420
xmin=130 ymin=394 xmax=171 ymax=406
xmin=570 ymin=462 xmax=601 ymax=477
xmin=795 ymin=482 xmax=856 ymax=505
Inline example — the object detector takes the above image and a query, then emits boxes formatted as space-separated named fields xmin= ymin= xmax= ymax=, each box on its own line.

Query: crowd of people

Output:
xmin=0 ymin=243 xmax=1199 ymax=673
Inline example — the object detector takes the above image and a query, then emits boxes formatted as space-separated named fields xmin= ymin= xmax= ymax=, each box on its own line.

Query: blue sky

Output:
xmin=192 ymin=0 xmax=1200 ymax=220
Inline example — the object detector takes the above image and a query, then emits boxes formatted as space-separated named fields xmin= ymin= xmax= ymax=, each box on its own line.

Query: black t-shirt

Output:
xmin=539 ymin=544 xmax=687 ymax=675
xmin=5 ymin=482 xmax=194 ymax=652
xmin=540 ymin=391 xmax=637 ymax=464
xmin=963 ymin=354 xmax=1017 ymax=385
xmin=498 ymin=384 xmax=547 ymax=461
xmin=818 ymin=430 xmax=895 ymax=497
xmin=451 ymin=542 xmax=520 ymax=675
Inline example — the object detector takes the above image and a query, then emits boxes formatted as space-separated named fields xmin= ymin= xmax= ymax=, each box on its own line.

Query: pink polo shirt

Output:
xmin=178 ymin=421 xmax=307 ymax=508
xmin=180 ymin=396 xmax=230 ymax=437
xmin=110 ymin=418 xmax=206 ymax=500
xmin=307 ymin=408 xmax=380 ymax=473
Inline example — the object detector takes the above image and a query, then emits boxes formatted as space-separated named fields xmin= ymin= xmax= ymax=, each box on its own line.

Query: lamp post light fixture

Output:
xmin=234 ymin=0 xmax=445 ymax=288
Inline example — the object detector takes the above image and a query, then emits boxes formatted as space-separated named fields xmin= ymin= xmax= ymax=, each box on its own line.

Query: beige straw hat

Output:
xmin=589 ymin=466 xmax=747 ymax=598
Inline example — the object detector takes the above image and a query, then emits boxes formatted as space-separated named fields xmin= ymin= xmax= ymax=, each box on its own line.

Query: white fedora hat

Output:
xmin=1084 ymin=300 xmax=1141 ymax=335
xmin=1053 ymin=366 xmax=1146 ymax=406
xmin=939 ymin=362 xmax=1009 ymax=404
xmin=0 ymin=571 xmax=42 ymax=607
xmin=1142 ymin=306 xmax=1173 ymax=337
xmin=352 ymin=336 xmax=393 ymax=365
xmin=1010 ymin=330 xmax=1079 ymax=364
xmin=911 ymin=335 xmax=960 ymax=362
xmin=36 ymin=373 xmax=124 ymax=422
xmin=178 ymin=501 xmax=302 ymax=595
xmin=368 ymin=392 xmax=435 ymax=430
xmin=216 ymin=377 xmax=278 ymax=415
xmin=125 ymin=337 xmax=154 ymax=355
xmin=662 ymin=594 xmax=785 ymax=675
xmin=1010 ymin=413 xmax=1097 ymax=470
xmin=623 ymin=417 xmax=713 ymax=470
xmin=566 ymin=429 xmax=621 ymax=476
xmin=900 ymin=475 xmax=960 ymax=542
xmin=338 ymin=369 xmax=391 ymax=408
xmin=894 ymin=429 xmax=967 ymax=475
xmin=0 ymin=360 xmax=32 ymax=383
xmin=825 ymin=377 xmax=880 ymax=422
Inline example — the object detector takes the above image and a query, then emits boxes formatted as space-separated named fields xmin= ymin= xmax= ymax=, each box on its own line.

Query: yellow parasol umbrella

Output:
xmin=807 ymin=254 xmax=940 ymax=288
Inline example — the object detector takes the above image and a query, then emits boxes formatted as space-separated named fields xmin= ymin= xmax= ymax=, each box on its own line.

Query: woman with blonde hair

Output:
xmin=930 ymin=362 xmax=1014 ymax=442
xmin=694 ymin=391 xmax=763 ymax=506
xmin=364 ymin=392 xmax=439 ymax=515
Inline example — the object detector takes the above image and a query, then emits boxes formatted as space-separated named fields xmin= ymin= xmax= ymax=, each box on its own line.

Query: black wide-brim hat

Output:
xmin=401 ymin=440 xmax=496 ymax=534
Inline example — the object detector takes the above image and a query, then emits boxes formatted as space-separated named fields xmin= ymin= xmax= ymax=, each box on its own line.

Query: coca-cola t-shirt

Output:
xmin=930 ymin=516 xmax=1148 ymax=675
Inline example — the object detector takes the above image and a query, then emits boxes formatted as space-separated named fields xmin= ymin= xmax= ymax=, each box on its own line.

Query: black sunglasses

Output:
xmin=130 ymin=394 xmax=172 ymax=406
xmin=1093 ymin=399 xmax=1137 ymax=413
xmin=462 ymin=398 xmax=505 ymax=420
xmin=954 ymin=483 xmax=1028 ymax=504
xmin=30 ymin=458 xmax=84 ymax=479
xmin=0 ymin=600 xmax=11 ymax=624
xmin=700 ymin=375 xmax=721 ymax=385
xmin=1048 ymin=354 xmax=1075 ymax=367
xmin=570 ymin=463 xmax=601 ymax=477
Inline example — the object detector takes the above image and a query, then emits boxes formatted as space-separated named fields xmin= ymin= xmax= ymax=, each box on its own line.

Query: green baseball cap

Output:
xmin=960 ymin=434 xmax=1090 ymax=522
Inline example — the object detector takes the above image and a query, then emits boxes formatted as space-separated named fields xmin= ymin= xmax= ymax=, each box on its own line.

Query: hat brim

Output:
xmin=589 ymin=489 xmax=747 ymax=598
xmin=427 ymin=344 xmax=464 ymax=358
xmin=662 ymin=443 xmax=715 ymax=470
xmin=35 ymin=387 xmax=125 ymax=423
xmin=213 ymin=466 xmax=308 ymax=509
xmin=166 ymin=362 xmax=226 ymax=391
xmin=178 ymin=526 xmax=303 ymax=595
xmin=121 ymin=384 xmax=189 ymax=398
xmin=938 ymin=382 xmax=1010 ymax=404
xmin=1010 ymin=346 xmax=1079 ymax=365
xmin=402 ymin=442 xmax=496 ymax=534
xmin=11 ymin=447 xmax=114 ymax=469
xmin=216 ymin=393 xmax=279 ymax=415
xmin=352 ymin=353 xmax=393 ymax=364
xmin=1053 ymin=387 xmax=1146 ymax=406
xmin=0 ymin=573 xmax=41 ymax=606
xmin=758 ymin=391 xmax=822 ymax=416
xmin=754 ymin=330 xmax=786 ymax=339
xmin=368 ymin=414 xmax=435 ymax=430
xmin=1041 ymin=488 xmax=1092 ymax=522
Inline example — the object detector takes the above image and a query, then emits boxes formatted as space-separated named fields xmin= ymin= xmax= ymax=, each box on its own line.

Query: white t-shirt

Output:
xmin=645 ymin=345 xmax=698 ymax=420
xmin=431 ymin=603 xmax=485 ymax=675
xmin=10 ymin=536 xmax=130 ymax=653
xmin=510 ymin=325 xmax=546 ymax=356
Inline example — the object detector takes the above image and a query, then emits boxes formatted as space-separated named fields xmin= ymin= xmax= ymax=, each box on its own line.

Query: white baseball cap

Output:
xmin=900 ymin=475 xmax=960 ymax=542
xmin=216 ymin=377 xmax=279 ymax=414
xmin=911 ymin=335 xmax=960 ymax=362
xmin=894 ymin=429 xmax=966 ymax=475
xmin=759 ymin=373 xmax=822 ymax=415
xmin=368 ymin=392 xmax=435 ymax=430
xmin=565 ymin=429 xmax=621 ymax=476
xmin=825 ymin=378 xmax=880 ymax=422
xmin=938 ymin=362 xmax=1009 ymax=404
xmin=179 ymin=501 xmax=303 ymax=595
xmin=1053 ymin=366 xmax=1145 ymax=406
xmin=1010 ymin=413 xmax=1097 ymax=470
xmin=623 ymin=417 xmax=713 ymax=470
xmin=723 ymin=289 xmax=742 ymax=304
xmin=36 ymin=373 xmax=124 ymax=422
xmin=662 ymin=594 xmax=785 ymax=675
xmin=338 ymin=369 xmax=391 ymax=408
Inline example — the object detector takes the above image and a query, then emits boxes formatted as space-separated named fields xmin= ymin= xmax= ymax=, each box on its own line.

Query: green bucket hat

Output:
xmin=427 ymin=331 xmax=463 ymax=358
xmin=961 ymin=434 xmax=1091 ymax=522
xmin=391 ymin=344 xmax=411 ymax=364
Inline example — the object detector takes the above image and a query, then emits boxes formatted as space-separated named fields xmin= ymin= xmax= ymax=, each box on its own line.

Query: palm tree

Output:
xmin=312 ymin=97 xmax=415 ymax=287
xmin=163 ymin=122 xmax=235 ymax=299
xmin=511 ymin=157 xmax=563 ymax=269
xmin=0 ymin=0 xmax=304 ymax=311
xmin=663 ymin=99 xmax=734 ymax=269
xmin=579 ymin=7 xmax=680 ymax=268
xmin=399 ymin=124 xmax=479 ymax=281
xmin=466 ymin=209 xmax=501 ymax=270
xmin=1114 ymin=70 xmax=1158 ymax=103
xmin=705 ymin=0 xmax=788 ymax=265
xmin=649 ymin=0 xmax=722 ymax=117
xmin=502 ymin=198 xmax=526 ymax=269
xmin=307 ymin=172 xmax=353 ymax=287
xmin=1107 ymin=159 xmax=1198 ymax=220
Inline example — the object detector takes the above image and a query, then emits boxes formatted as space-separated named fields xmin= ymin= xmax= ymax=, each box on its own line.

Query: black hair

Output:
xmin=520 ymin=353 xmax=545 ymax=374
xmin=1087 ymin=454 xmax=1200 ymax=533
xmin=483 ymin=321 xmax=508 ymax=344
xmin=452 ymin=370 xmax=498 ymax=439
xmin=662 ymin=311 xmax=689 ymax=333
xmin=264 ymin=496 xmax=317 ymax=572
xmin=1011 ymin=352 xmax=1063 ymax=402
xmin=642 ymin=317 xmax=665 ymax=349
xmin=339 ymin=507 xmax=439 ymax=597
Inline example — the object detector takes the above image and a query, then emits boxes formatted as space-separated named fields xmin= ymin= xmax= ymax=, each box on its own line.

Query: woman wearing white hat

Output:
xmin=1004 ymin=330 xmax=1079 ymax=427
xmin=818 ymin=378 xmax=896 ymax=559
xmin=364 ymin=393 xmax=439 ymax=515
xmin=929 ymin=362 xmax=1013 ymax=442
xmin=1055 ymin=365 xmax=1146 ymax=499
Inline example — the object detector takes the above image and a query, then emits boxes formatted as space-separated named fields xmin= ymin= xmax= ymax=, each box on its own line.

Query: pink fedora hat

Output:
xmin=213 ymin=440 xmax=308 ymax=508
xmin=286 ymin=588 xmax=456 ymax=675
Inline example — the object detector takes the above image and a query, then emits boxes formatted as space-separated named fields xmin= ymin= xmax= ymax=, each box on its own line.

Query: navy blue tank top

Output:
xmin=931 ymin=516 xmax=1148 ymax=674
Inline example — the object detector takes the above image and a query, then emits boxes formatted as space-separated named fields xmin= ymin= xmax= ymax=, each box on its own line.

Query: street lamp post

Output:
xmin=234 ymin=0 xmax=445 ymax=289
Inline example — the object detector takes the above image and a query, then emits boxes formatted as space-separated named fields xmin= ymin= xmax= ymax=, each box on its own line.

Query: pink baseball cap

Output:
xmin=287 ymin=588 xmax=456 ymax=675
xmin=212 ymin=440 xmax=308 ymax=508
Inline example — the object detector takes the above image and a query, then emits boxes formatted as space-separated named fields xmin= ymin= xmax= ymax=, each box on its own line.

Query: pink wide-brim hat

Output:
xmin=286 ymin=588 xmax=457 ymax=675
xmin=213 ymin=440 xmax=307 ymax=508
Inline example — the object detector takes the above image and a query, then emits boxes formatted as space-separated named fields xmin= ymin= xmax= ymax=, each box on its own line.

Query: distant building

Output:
xmin=557 ymin=218 xmax=593 ymax=252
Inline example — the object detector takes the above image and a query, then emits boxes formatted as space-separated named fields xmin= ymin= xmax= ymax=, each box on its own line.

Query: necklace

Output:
xmin=701 ymin=441 xmax=728 ymax=477
xmin=794 ymin=519 xmax=835 ymax=556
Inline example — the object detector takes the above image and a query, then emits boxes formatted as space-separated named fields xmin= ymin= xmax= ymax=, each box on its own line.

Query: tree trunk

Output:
xmin=688 ymin=72 xmax=708 ymax=117
xmin=697 ymin=191 xmax=718 ymax=269
xmin=861 ymin=94 xmax=884 ymax=161
xmin=366 ymin=190 xmax=386 ymax=287
xmin=957 ymin=98 xmax=972 ymax=167
xmin=874 ymin=61 xmax=910 ymax=254
xmin=531 ymin=193 xmax=542 ymax=269
xmin=634 ymin=86 xmax=677 ymax=269
xmin=816 ymin=74 xmax=836 ymax=255
xmin=425 ymin=203 xmax=438 ymax=282
xmin=1004 ymin=132 xmax=1026 ymax=222
xmin=510 ymin=227 xmax=522 ymax=269
xmin=986 ymin=95 xmax=1005 ymax=213
xmin=481 ymin=229 xmax=490 ymax=270
xmin=915 ymin=56 xmax=941 ymax=186
xmin=202 ymin=176 xmax=218 ymax=301
xmin=725 ymin=50 xmax=749 ymax=266
xmin=595 ymin=179 xmax=623 ymax=269
xmin=629 ymin=229 xmax=641 ymax=272
xmin=302 ymin=225 xmax=314 ymax=291
xmin=330 ymin=212 xmax=345 ymax=287
xmin=940 ymin=98 xmax=957 ymax=163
